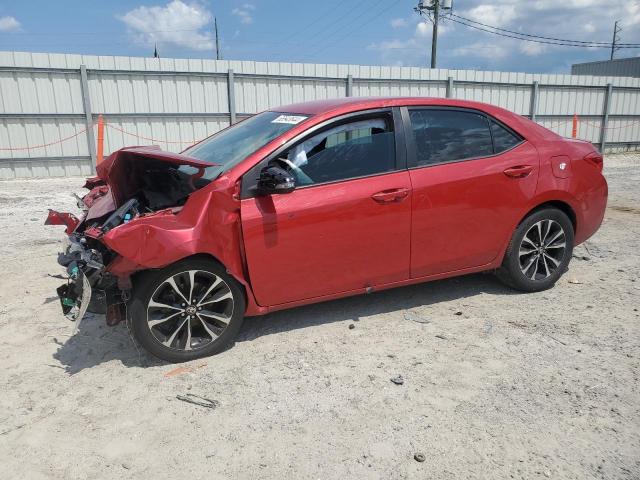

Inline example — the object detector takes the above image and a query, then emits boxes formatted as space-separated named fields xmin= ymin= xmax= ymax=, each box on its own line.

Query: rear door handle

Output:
xmin=503 ymin=165 xmax=534 ymax=178
xmin=371 ymin=188 xmax=410 ymax=204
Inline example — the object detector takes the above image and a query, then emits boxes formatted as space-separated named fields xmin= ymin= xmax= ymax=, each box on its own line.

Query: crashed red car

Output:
xmin=47 ymin=97 xmax=607 ymax=362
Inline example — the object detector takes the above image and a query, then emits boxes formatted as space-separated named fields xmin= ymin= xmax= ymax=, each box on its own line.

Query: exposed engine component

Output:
xmin=139 ymin=166 xmax=196 ymax=211
xmin=101 ymin=198 xmax=140 ymax=233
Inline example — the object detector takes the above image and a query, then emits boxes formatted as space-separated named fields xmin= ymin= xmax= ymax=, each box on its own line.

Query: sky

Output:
xmin=0 ymin=0 xmax=639 ymax=73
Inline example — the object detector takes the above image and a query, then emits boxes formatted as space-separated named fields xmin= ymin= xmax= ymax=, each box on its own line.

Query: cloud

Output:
xmin=462 ymin=4 xmax=517 ymax=27
xmin=119 ymin=1 xmax=213 ymax=51
xmin=367 ymin=37 xmax=423 ymax=66
xmin=519 ymin=42 xmax=546 ymax=56
xmin=391 ymin=18 xmax=409 ymax=28
xmin=232 ymin=4 xmax=255 ymax=25
xmin=416 ymin=20 xmax=450 ymax=38
xmin=452 ymin=42 xmax=509 ymax=60
xmin=626 ymin=0 xmax=640 ymax=26
xmin=0 ymin=16 xmax=20 ymax=32
xmin=530 ymin=0 xmax=600 ymax=10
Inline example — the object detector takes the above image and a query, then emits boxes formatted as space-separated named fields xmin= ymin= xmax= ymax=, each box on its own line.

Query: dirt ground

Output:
xmin=0 ymin=153 xmax=638 ymax=480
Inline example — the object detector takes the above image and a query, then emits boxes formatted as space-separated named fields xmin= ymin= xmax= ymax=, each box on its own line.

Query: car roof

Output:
xmin=272 ymin=96 xmax=500 ymax=116
xmin=271 ymin=96 xmax=559 ymax=142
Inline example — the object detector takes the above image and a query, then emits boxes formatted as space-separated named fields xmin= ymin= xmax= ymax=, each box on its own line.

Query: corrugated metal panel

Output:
xmin=101 ymin=117 xmax=229 ymax=154
xmin=0 ymin=118 xmax=89 ymax=159
xmin=234 ymin=77 xmax=345 ymax=114
xmin=353 ymin=81 xmax=445 ymax=99
xmin=453 ymin=84 xmax=531 ymax=115
xmin=572 ymin=57 xmax=640 ymax=78
xmin=0 ymin=157 xmax=92 ymax=179
xmin=1 ymin=51 xmax=640 ymax=178
xmin=537 ymin=86 xmax=606 ymax=116
xmin=608 ymin=89 xmax=640 ymax=115
xmin=604 ymin=118 xmax=640 ymax=143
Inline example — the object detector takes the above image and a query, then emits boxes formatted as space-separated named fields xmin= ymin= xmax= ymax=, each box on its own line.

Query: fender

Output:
xmin=100 ymin=175 xmax=262 ymax=315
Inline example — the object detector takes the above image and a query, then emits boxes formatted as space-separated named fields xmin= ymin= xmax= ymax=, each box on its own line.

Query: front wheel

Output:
xmin=497 ymin=208 xmax=574 ymax=292
xmin=129 ymin=258 xmax=246 ymax=363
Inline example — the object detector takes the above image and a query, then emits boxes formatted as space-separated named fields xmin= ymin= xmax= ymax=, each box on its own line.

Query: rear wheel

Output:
xmin=129 ymin=258 xmax=245 ymax=363
xmin=497 ymin=208 xmax=574 ymax=292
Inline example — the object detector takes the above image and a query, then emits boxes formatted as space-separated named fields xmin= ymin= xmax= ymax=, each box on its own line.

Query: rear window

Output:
xmin=490 ymin=119 xmax=523 ymax=153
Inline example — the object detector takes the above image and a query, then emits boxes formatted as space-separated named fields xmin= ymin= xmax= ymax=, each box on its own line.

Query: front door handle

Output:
xmin=371 ymin=188 xmax=410 ymax=204
xmin=503 ymin=165 xmax=534 ymax=178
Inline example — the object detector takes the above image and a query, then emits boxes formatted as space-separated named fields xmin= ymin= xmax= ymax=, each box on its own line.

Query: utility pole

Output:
xmin=610 ymin=20 xmax=621 ymax=60
xmin=215 ymin=17 xmax=221 ymax=60
xmin=431 ymin=1 xmax=439 ymax=68
xmin=415 ymin=0 xmax=452 ymax=69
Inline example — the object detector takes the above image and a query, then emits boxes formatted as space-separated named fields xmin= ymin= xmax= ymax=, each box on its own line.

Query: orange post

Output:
xmin=96 ymin=114 xmax=104 ymax=164
xmin=571 ymin=113 xmax=578 ymax=138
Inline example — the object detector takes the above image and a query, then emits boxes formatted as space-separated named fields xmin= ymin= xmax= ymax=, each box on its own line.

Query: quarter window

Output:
xmin=278 ymin=115 xmax=396 ymax=186
xmin=409 ymin=109 xmax=494 ymax=166
xmin=490 ymin=119 xmax=523 ymax=153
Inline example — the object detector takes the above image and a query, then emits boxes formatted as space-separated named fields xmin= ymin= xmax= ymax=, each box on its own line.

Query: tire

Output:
xmin=497 ymin=208 xmax=574 ymax=292
xmin=129 ymin=257 xmax=246 ymax=363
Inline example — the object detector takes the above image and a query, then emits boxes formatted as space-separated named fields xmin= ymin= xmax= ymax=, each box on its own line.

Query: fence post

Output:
xmin=446 ymin=76 xmax=453 ymax=98
xmin=227 ymin=69 xmax=237 ymax=125
xmin=346 ymin=74 xmax=353 ymax=97
xmin=599 ymin=83 xmax=613 ymax=153
xmin=79 ymin=64 xmax=97 ymax=172
xmin=530 ymin=81 xmax=539 ymax=121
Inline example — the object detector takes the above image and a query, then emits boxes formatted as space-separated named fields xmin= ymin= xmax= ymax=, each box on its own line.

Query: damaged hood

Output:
xmin=96 ymin=146 xmax=213 ymax=206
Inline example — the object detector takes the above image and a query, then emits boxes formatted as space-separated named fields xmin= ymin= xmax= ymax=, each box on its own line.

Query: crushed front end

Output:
xmin=46 ymin=146 xmax=216 ymax=330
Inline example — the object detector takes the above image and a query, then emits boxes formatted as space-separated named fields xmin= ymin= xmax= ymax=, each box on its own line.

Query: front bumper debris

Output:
xmin=56 ymin=270 xmax=92 ymax=332
xmin=45 ymin=209 xmax=80 ymax=234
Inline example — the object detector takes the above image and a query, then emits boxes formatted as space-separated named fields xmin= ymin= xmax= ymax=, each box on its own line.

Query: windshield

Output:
xmin=180 ymin=111 xmax=309 ymax=180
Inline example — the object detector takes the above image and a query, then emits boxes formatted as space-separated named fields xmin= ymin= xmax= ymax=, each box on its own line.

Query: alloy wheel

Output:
xmin=518 ymin=219 xmax=567 ymax=281
xmin=146 ymin=270 xmax=234 ymax=351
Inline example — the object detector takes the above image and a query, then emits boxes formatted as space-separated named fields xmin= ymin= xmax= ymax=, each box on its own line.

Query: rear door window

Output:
xmin=409 ymin=109 xmax=494 ymax=166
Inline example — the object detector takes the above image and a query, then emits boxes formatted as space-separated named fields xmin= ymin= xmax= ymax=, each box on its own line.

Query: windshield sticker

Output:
xmin=271 ymin=115 xmax=308 ymax=125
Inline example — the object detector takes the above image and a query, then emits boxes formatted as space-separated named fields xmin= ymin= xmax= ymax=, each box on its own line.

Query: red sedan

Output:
xmin=47 ymin=97 xmax=607 ymax=362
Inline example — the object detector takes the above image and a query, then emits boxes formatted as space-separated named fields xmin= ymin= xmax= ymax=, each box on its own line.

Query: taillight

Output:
xmin=583 ymin=151 xmax=603 ymax=172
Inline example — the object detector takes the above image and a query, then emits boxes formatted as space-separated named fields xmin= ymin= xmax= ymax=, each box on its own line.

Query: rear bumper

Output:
xmin=575 ymin=175 xmax=608 ymax=245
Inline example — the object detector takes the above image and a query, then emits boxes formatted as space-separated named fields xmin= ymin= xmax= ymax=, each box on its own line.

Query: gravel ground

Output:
xmin=0 ymin=153 xmax=638 ymax=480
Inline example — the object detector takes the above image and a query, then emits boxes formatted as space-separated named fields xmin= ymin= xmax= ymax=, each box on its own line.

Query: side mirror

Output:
xmin=257 ymin=164 xmax=296 ymax=195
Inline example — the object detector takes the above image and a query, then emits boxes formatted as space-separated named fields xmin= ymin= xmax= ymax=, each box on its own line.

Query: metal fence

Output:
xmin=1 ymin=51 xmax=640 ymax=179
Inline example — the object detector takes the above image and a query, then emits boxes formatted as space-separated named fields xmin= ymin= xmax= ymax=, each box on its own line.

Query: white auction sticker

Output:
xmin=271 ymin=115 xmax=308 ymax=125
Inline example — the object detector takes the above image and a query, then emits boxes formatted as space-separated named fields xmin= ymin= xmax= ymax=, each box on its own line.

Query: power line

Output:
xmin=275 ymin=0 xmax=345 ymax=46
xmin=451 ymin=13 xmax=638 ymax=47
xmin=0 ymin=28 xmax=209 ymax=36
xmin=447 ymin=16 xmax=640 ymax=49
xmin=288 ymin=0 xmax=388 ymax=60
xmin=304 ymin=0 xmax=401 ymax=61
xmin=451 ymin=13 xmax=640 ymax=47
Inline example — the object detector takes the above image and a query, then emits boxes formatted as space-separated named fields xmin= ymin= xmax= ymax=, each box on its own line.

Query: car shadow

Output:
xmin=52 ymin=314 xmax=166 ymax=374
xmin=236 ymin=273 xmax=516 ymax=342
xmin=53 ymin=273 xmax=516 ymax=373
